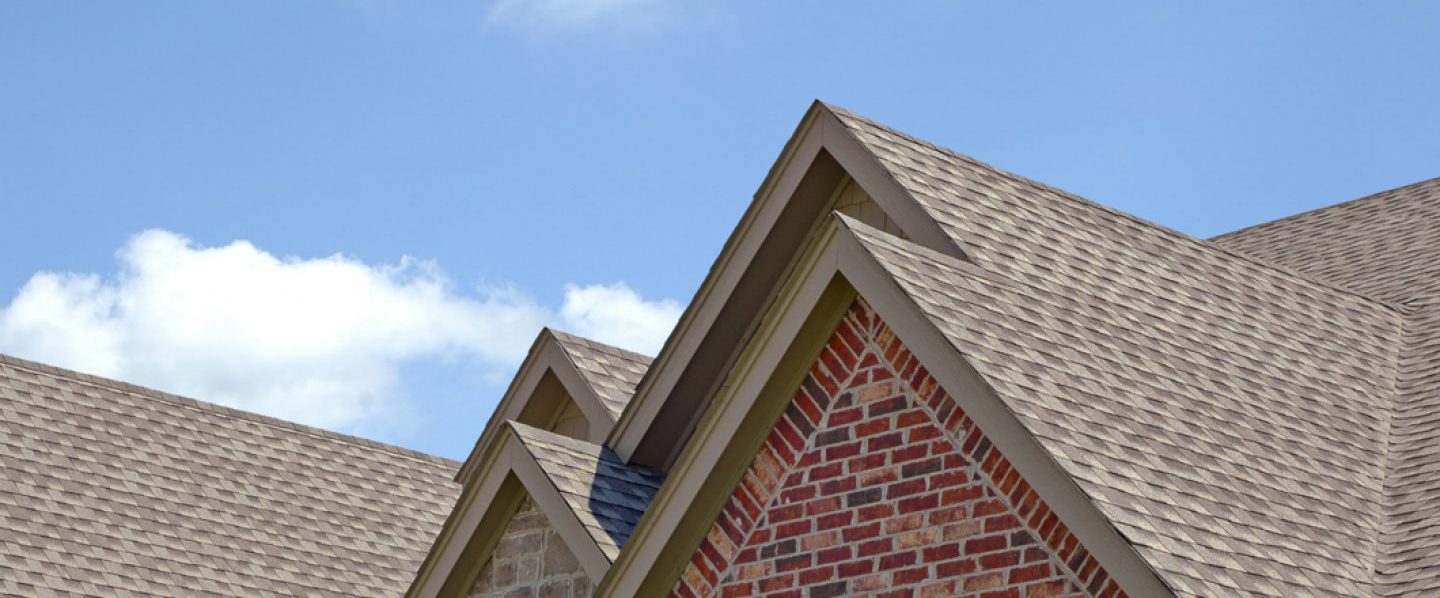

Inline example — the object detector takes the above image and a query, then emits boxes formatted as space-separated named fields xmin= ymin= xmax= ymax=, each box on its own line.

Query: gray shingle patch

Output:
xmin=509 ymin=421 xmax=665 ymax=561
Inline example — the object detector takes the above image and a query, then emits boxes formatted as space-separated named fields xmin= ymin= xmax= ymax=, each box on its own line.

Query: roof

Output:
xmin=550 ymin=329 xmax=653 ymax=419
xmin=826 ymin=104 xmax=1416 ymax=596
xmin=1213 ymin=178 xmax=1440 ymax=304
xmin=0 ymin=353 xmax=460 ymax=597
xmin=1213 ymin=178 xmax=1440 ymax=596
xmin=510 ymin=421 xmax=664 ymax=561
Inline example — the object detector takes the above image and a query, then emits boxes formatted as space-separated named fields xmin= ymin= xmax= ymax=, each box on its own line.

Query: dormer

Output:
xmin=455 ymin=328 xmax=651 ymax=485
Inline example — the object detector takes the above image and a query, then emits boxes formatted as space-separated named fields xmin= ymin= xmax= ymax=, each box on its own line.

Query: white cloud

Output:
xmin=0 ymin=229 xmax=681 ymax=431
xmin=485 ymin=0 xmax=664 ymax=31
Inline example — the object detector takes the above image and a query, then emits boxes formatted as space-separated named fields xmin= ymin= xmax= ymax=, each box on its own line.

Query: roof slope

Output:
xmin=827 ymin=104 xmax=1408 ymax=596
xmin=0 ymin=353 xmax=460 ymax=597
xmin=1213 ymin=178 xmax=1440 ymax=596
xmin=1213 ymin=178 xmax=1440 ymax=304
xmin=510 ymin=421 xmax=664 ymax=560
xmin=550 ymin=329 xmax=653 ymax=419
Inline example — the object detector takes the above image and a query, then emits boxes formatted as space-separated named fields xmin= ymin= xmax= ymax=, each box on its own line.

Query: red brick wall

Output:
xmin=672 ymin=300 xmax=1123 ymax=598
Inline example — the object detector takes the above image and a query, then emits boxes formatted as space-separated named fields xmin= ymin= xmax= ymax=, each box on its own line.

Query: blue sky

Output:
xmin=2 ymin=1 xmax=1437 ymax=460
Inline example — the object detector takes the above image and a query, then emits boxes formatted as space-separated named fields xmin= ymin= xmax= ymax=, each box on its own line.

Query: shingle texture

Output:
xmin=826 ymin=104 xmax=1421 ymax=597
xmin=0 ymin=353 xmax=459 ymax=597
xmin=1213 ymin=178 xmax=1440 ymax=597
xmin=550 ymin=329 xmax=653 ymax=418
xmin=510 ymin=421 xmax=664 ymax=561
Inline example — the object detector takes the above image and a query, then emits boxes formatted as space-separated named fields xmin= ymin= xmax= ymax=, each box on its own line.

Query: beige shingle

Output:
xmin=0 ymin=353 xmax=459 ymax=597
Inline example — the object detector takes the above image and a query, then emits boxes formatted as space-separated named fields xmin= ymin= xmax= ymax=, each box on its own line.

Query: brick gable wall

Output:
xmin=671 ymin=300 xmax=1124 ymax=598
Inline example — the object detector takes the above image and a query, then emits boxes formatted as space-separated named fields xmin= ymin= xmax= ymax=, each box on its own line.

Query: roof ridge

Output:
xmin=0 ymin=351 xmax=459 ymax=469
xmin=1211 ymin=176 xmax=1440 ymax=243
xmin=546 ymin=327 xmax=655 ymax=364
xmin=823 ymin=102 xmax=1410 ymax=316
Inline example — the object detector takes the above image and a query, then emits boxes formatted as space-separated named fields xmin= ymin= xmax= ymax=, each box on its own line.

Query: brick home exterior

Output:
xmin=467 ymin=496 xmax=590 ymax=598
xmin=672 ymin=300 xmax=1123 ymax=598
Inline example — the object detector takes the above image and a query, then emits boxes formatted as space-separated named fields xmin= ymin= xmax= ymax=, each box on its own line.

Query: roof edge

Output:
xmin=0 ymin=352 xmax=456 ymax=469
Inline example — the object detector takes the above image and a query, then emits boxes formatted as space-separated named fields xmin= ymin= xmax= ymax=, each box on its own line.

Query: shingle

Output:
xmin=549 ymin=329 xmax=653 ymax=419
xmin=508 ymin=421 xmax=664 ymax=561
xmin=1213 ymin=179 xmax=1440 ymax=597
xmin=827 ymin=103 xmax=1413 ymax=597
xmin=0 ymin=353 xmax=459 ymax=597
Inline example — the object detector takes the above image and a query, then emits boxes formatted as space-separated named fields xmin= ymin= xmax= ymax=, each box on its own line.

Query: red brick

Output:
xmin=894 ymin=565 xmax=929 ymax=585
xmin=797 ymin=565 xmax=834 ymax=586
xmin=855 ymin=418 xmax=891 ymax=438
xmin=922 ymin=543 xmax=960 ymax=563
xmin=757 ymin=573 xmax=794 ymax=592
xmin=857 ymin=537 xmax=893 ymax=557
xmin=836 ymin=559 xmax=874 ymax=577
xmin=673 ymin=300 xmax=1118 ymax=598
xmin=978 ymin=550 xmax=1020 ymax=569
xmin=965 ymin=534 xmax=1008 ymax=555
xmin=878 ymin=551 xmax=917 ymax=571
xmin=815 ymin=545 xmax=852 ymax=565
xmin=817 ymin=511 xmax=853 ymax=531
xmin=1025 ymin=580 xmax=1067 ymax=598
xmin=774 ymin=520 xmax=811 ymax=539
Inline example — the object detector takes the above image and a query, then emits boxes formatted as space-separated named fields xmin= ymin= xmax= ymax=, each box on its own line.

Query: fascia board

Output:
xmin=410 ymin=423 xmax=617 ymax=597
xmin=609 ymin=103 xmax=966 ymax=465
xmin=456 ymin=332 xmax=551 ymax=484
xmin=597 ymin=219 xmax=848 ymax=597
xmin=830 ymin=222 xmax=1175 ymax=598
xmin=508 ymin=432 xmax=615 ymax=583
xmin=408 ymin=428 xmax=521 ymax=598
xmin=599 ymin=218 xmax=1172 ymax=597
xmin=815 ymin=106 xmax=966 ymax=260
xmin=458 ymin=333 xmax=615 ymax=485
xmin=544 ymin=346 xmax=618 ymax=442
xmin=607 ymin=103 xmax=830 ymax=461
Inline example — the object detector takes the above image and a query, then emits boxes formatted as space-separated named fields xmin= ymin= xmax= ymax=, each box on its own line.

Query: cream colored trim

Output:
xmin=609 ymin=102 xmax=966 ymax=467
xmin=509 ymin=437 xmax=614 ymax=582
xmin=409 ymin=430 xmax=518 ymax=598
xmin=607 ymin=104 xmax=829 ymax=462
xmin=815 ymin=107 xmax=962 ymax=259
xmin=457 ymin=330 xmax=615 ymax=485
xmin=597 ymin=217 xmax=1173 ymax=597
xmin=545 ymin=347 xmax=615 ymax=442
xmin=599 ymin=219 xmax=849 ymax=597
xmin=410 ymin=425 xmax=615 ymax=598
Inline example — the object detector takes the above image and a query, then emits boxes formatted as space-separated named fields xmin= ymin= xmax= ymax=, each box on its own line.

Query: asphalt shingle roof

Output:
xmin=0 ymin=353 xmax=459 ymax=597
xmin=826 ymin=104 xmax=1420 ymax=597
xmin=509 ymin=421 xmax=664 ymax=561
xmin=1213 ymin=178 xmax=1440 ymax=597
xmin=550 ymin=330 xmax=653 ymax=419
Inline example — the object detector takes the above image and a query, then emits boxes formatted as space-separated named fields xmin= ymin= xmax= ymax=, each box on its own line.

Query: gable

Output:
xmin=464 ymin=494 xmax=590 ymax=598
xmin=458 ymin=329 xmax=651 ymax=485
xmin=609 ymin=102 xmax=962 ymax=471
xmin=410 ymin=421 xmax=663 ymax=598
xmin=671 ymin=300 xmax=1118 ymax=597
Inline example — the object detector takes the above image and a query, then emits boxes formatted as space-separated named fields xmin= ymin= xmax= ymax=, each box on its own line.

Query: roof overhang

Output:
xmin=608 ymin=101 xmax=964 ymax=469
xmin=597 ymin=215 xmax=1174 ymax=597
xmin=456 ymin=329 xmax=618 ymax=485
xmin=408 ymin=422 xmax=613 ymax=598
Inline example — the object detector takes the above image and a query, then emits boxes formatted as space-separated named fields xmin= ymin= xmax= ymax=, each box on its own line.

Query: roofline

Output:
xmin=456 ymin=328 xmax=619 ymax=484
xmin=408 ymin=422 xmax=613 ymax=598
xmin=607 ymin=100 xmax=964 ymax=467
xmin=597 ymin=215 xmax=1172 ymax=597
xmin=1211 ymin=175 xmax=1440 ymax=243
xmin=825 ymin=103 xmax=1408 ymax=317
xmin=0 ymin=352 xmax=456 ymax=469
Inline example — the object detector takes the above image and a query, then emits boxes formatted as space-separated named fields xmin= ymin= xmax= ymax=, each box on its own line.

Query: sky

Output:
xmin=2 ymin=2 xmax=1437 ymax=461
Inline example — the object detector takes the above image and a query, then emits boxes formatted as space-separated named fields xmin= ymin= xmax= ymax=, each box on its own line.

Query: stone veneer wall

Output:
xmin=672 ymin=300 xmax=1124 ymax=598
xmin=468 ymin=495 xmax=590 ymax=598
